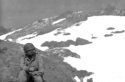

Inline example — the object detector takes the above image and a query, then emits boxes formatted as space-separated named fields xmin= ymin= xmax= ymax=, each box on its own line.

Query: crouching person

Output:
xmin=18 ymin=43 xmax=45 ymax=82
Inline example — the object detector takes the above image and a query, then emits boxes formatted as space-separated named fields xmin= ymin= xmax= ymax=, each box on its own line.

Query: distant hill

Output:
xmin=0 ymin=26 xmax=11 ymax=36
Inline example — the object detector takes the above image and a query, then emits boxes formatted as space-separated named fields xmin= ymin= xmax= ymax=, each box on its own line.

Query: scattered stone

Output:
xmin=41 ymin=38 xmax=92 ymax=48
xmin=104 ymin=34 xmax=113 ymax=37
xmin=54 ymin=31 xmax=62 ymax=36
xmin=107 ymin=27 xmax=115 ymax=30
xmin=63 ymin=32 xmax=71 ymax=36
xmin=111 ymin=30 xmax=125 ymax=34
xmin=75 ymin=37 xmax=92 ymax=45
xmin=87 ymin=78 xmax=93 ymax=82
xmin=91 ymin=34 xmax=97 ymax=39
xmin=91 ymin=36 xmax=97 ymax=39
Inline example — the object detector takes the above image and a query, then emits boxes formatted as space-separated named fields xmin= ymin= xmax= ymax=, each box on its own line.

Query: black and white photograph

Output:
xmin=0 ymin=0 xmax=125 ymax=82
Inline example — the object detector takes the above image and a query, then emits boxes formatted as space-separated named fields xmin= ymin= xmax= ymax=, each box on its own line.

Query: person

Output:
xmin=18 ymin=43 xmax=45 ymax=82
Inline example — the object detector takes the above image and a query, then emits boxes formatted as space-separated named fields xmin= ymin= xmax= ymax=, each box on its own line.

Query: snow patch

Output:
xmin=0 ymin=28 xmax=22 ymax=40
xmin=63 ymin=16 xmax=125 ymax=82
xmin=52 ymin=18 xmax=66 ymax=25
xmin=74 ymin=76 xmax=80 ymax=82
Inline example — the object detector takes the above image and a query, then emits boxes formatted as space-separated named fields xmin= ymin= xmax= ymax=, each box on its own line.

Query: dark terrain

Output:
xmin=41 ymin=37 xmax=92 ymax=48
xmin=104 ymin=34 xmax=113 ymax=37
xmin=106 ymin=27 xmax=115 ymax=30
xmin=0 ymin=40 xmax=93 ymax=82
xmin=3 ymin=0 xmax=125 ymax=29
xmin=0 ymin=26 xmax=11 ymax=36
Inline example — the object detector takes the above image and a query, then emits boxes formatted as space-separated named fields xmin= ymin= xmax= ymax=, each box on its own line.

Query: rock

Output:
xmin=41 ymin=38 xmax=92 ymax=48
xmin=63 ymin=32 xmax=71 ymax=36
xmin=111 ymin=30 xmax=125 ymax=34
xmin=104 ymin=34 xmax=113 ymax=37
xmin=107 ymin=27 xmax=115 ymax=30
xmin=91 ymin=36 xmax=97 ymax=39
xmin=87 ymin=78 xmax=93 ymax=82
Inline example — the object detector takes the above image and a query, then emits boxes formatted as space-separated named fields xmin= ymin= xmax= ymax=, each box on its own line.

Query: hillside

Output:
xmin=1 ymin=4 xmax=125 ymax=82
xmin=0 ymin=40 xmax=93 ymax=82
xmin=0 ymin=26 xmax=11 ymax=36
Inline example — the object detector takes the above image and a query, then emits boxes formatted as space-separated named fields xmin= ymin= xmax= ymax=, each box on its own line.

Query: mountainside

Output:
xmin=1 ymin=4 xmax=125 ymax=82
xmin=0 ymin=26 xmax=11 ymax=36
xmin=2 ymin=5 xmax=125 ymax=42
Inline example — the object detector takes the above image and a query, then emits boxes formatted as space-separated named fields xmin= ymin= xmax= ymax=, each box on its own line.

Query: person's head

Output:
xmin=23 ymin=43 xmax=36 ymax=57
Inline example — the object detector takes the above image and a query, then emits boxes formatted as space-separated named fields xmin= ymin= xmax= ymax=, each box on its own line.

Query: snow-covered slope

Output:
xmin=1 ymin=5 xmax=125 ymax=82
xmin=16 ymin=16 xmax=125 ymax=82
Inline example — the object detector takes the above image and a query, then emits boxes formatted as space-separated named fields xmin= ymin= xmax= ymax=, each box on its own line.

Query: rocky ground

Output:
xmin=0 ymin=40 xmax=93 ymax=82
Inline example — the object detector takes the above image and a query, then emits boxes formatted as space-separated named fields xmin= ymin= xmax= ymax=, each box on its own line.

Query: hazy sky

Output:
xmin=1 ymin=0 xmax=124 ymax=29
